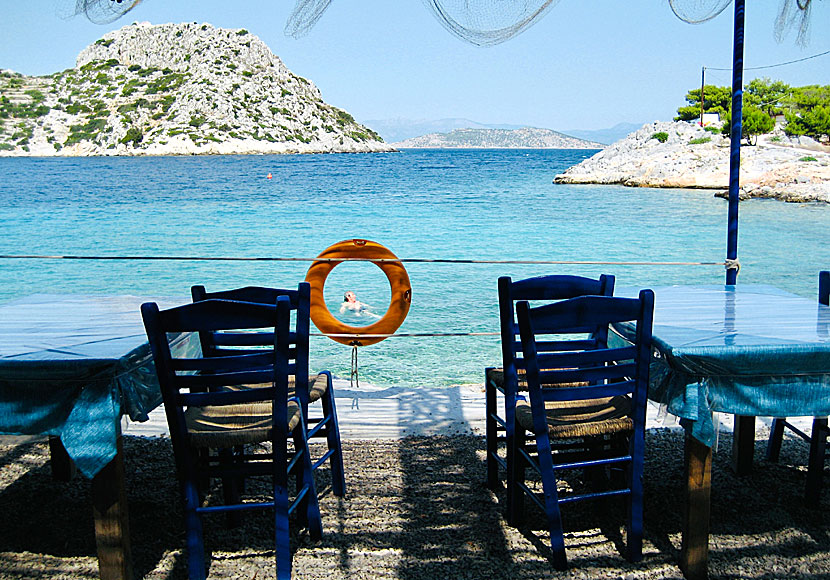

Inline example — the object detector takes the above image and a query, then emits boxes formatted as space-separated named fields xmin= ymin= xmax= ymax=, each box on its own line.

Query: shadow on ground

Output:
xmin=1 ymin=427 xmax=829 ymax=579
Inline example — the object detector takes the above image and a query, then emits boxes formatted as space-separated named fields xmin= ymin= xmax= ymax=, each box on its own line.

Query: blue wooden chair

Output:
xmin=191 ymin=283 xmax=345 ymax=497
xmin=766 ymin=270 xmax=830 ymax=505
xmin=485 ymin=274 xmax=615 ymax=519
xmin=510 ymin=289 xmax=654 ymax=569
xmin=142 ymin=297 xmax=323 ymax=580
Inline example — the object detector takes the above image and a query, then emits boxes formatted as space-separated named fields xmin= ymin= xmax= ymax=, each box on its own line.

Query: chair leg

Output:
xmin=274 ymin=471 xmax=293 ymax=580
xmin=219 ymin=448 xmax=243 ymax=528
xmin=535 ymin=434 xmax=567 ymax=571
xmin=182 ymin=478 xmax=207 ymax=580
xmin=322 ymin=376 xmax=346 ymax=497
xmin=806 ymin=418 xmax=828 ymax=506
xmin=767 ymin=418 xmax=786 ymax=462
xmin=293 ymin=418 xmax=323 ymax=541
xmin=485 ymin=370 xmax=499 ymax=491
xmin=627 ymin=431 xmax=645 ymax=563
xmin=507 ymin=424 xmax=523 ymax=526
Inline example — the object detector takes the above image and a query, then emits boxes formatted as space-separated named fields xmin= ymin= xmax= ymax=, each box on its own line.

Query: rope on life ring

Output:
xmin=305 ymin=239 xmax=412 ymax=346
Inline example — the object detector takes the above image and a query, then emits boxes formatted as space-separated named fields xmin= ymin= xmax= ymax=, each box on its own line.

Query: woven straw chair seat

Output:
xmin=301 ymin=373 xmax=329 ymax=403
xmin=185 ymin=400 xmax=301 ymax=448
xmin=515 ymin=396 xmax=632 ymax=439
xmin=488 ymin=368 xmax=589 ymax=392
xmin=487 ymin=367 xmax=527 ymax=390
xmin=227 ymin=373 xmax=328 ymax=402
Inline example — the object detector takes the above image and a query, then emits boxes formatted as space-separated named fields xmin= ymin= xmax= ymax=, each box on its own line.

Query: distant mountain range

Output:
xmin=362 ymin=118 xmax=643 ymax=146
xmin=392 ymin=127 xmax=603 ymax=149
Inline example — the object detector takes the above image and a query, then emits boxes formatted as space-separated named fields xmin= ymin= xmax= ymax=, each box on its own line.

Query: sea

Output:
xmin=2 ymin=148 xmax=829 ymax=388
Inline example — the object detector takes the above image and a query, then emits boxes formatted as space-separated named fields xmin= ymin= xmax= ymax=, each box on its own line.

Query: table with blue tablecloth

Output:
xmin=615 ymin=284 xmax=830 ymax=580
xmin=0 ymin=294 xmax=195 ymax=580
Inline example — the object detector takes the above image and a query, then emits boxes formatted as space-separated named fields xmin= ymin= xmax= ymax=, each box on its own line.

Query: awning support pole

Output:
xmin=726 ymin=0 xmax=745 ymax=285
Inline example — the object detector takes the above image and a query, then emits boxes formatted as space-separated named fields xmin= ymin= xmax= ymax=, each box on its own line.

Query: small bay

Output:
xmin=2 ymin=149 xmax=828 ymax=387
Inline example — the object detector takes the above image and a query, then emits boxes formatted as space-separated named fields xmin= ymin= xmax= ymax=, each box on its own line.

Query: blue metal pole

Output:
xmin=726 ymin=0 xmax=745 ymax=285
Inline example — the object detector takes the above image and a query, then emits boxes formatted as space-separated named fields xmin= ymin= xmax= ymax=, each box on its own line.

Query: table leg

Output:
xmin=48 ymin=436 xmax=77 ymax=481
xmin=681 ymin=432 xmax=712 ymax=580
xmin=731 ymin=415 xmax=756 ymax=476
xmin=806 ymin=418 xmax=828 ymax=506
xmin=91 ymin=436 xmax=133 ymax=580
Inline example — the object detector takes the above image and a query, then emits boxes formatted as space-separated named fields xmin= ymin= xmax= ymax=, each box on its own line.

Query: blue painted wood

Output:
xmin=767 ymin=271 xmax=830 ymax=505
xmin=726 ymin=0 xmax=745 ymax=285
xmin=191 ymin=283 xmax=345 ymax=497
xmin=513 ymin=289 xmax=654 ymax=569
xmin=484 ymin=274 xmax=615 ymax=522
xmin=142 ymin=297 xmax=322 ymax=580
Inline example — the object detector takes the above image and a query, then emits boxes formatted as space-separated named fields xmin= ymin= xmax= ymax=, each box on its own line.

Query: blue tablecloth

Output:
xmin=0 ymin=294 xmax=196 ymax=477
xmin=615 ymin=285 xmax=830 ymax=446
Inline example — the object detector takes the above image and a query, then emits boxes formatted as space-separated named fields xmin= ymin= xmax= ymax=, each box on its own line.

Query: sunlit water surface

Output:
xmin=2 ymin=149 xmax=828 ymax=387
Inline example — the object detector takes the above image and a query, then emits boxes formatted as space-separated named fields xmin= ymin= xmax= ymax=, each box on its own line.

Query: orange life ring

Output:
xmin=305 ymin=239 xmax=411 ymax=346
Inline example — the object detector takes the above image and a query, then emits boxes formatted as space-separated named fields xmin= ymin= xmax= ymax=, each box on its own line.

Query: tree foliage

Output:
xmin=677 ymin=78 xmax=830 ymax=142
xmin=675 ymin=85 xmax=731 ymax=121
xmin=721 ymin=106 xmax=775 ymax=145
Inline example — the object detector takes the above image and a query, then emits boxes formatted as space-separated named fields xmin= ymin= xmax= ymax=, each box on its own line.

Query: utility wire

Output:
xmin=0 ymin=254 xmax=727 ymax=267
xmin=706 ymin=48 xmax=830 ymax=71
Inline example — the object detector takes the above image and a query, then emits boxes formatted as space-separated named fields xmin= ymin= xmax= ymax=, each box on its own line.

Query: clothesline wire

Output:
xmin=0 ymin=254 xmax=727 ymax=267
xmin=705 ymin=48 xmax=830 ymax=71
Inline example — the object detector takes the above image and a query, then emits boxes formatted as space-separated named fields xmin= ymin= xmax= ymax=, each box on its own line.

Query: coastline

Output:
xmin=554 ymin=121 xmax=830 ymax=203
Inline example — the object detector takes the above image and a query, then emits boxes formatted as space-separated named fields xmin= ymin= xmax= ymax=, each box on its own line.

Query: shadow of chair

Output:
xmin=767 ymin=270 xmax=830 ymax=506
xmin=485 ymin=274 xmax=615 ymax=520
xmin=509 ymin=289 xmax=654 ymax=570
xmin=191 ymin=283 xmax=345 ymax=497
xmin=141 ymin=296 xmax=322 ymax=580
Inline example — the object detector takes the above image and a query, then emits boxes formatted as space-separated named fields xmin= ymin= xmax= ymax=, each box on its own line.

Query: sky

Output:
xmin=1 ymin=0 xmax=829 ymax=131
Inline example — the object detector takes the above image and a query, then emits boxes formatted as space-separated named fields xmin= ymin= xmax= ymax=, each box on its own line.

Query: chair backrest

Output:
xmin=820 ymin=271 xmax=829 ymax=307
xmin=498 ymin=275 xmax=615 ymax=392
xmin=191 ymin=283 xmax=312 ymax=404
xmin=515 ymin=290 xmax=654 ymax=433
xmin=142 ymin=297 xmax=293 ymax=468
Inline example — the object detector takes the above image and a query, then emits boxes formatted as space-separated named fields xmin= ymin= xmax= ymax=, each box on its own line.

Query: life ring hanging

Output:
xmin=305 ymin=239 xmax=411 ymax=346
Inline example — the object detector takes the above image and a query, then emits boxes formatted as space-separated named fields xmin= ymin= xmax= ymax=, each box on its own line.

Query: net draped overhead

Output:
xmin=74 ymin=0 xmax=143 ymax=24
xmin=79 ymin=0 xmax=818 ymax=45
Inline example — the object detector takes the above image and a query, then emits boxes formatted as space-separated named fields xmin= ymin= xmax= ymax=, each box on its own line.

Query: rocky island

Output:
xmin=554 ymin=121 xmax=830 ymax=203
xmin=394 ymin=126 xmax=602 ymax=149
xmin=0 ymin=22 xmax=392 ymax=156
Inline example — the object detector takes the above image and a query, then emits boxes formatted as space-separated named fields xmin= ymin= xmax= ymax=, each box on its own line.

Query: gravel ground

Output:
xmin=0 ymin=428 xmax=829 ymax=579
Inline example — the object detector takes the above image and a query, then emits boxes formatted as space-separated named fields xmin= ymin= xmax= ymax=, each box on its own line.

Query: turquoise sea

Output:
xmin=2 ymin=149 xmax=829 ymax=387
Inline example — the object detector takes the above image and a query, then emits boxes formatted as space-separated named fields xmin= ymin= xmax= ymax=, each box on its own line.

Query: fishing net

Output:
xmin=668 ymin=0 xmax=732 ymax=24
xmin=284 ymin=0 xmax=334 ymax=39
xmin=774 ymin=0 xmax=814 ymax=44
xmin=73 ymin=0 xmax=142 ymax=24
xmin=73 ymin=0 xmax=819 ymax=47
xmin=669 ymin=0 xmax=816 ymax=44
xmin=417 ymin=0 xmax=562 ymax=46
xmin=285 ymin=0 xmax=561 ymax=45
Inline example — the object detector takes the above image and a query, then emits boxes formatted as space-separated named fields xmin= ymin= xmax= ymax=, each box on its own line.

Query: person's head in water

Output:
xmin=344 ymin=291 xmax=357 ymax=303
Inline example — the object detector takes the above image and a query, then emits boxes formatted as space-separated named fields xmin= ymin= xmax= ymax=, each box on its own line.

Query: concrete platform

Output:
xmin=120 ymin=378 xmax=800 ymax=441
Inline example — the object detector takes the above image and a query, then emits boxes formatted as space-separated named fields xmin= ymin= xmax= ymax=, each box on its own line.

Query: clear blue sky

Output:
xmin=2 ymin=1 xmax=829 ymax=130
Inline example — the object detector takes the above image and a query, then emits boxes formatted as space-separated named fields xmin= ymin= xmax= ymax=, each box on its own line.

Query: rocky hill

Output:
xmin=393 ymin=127 xmax=603 ymax=149
xmin=554 ymin=121 xmax=830 ymax=203
xmin=0 ymin=22 xmax=391 ymax=156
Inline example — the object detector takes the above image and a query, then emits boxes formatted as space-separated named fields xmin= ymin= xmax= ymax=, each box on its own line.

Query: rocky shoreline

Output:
xmin=554 ymin=121 xmax=830 ymax=203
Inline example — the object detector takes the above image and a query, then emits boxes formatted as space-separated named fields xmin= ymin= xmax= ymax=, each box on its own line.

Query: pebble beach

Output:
xmin=1 ymin=382 xmax=829 ymax=579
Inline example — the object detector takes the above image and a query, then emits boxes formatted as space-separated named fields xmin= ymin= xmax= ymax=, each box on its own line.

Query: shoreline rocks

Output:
xmin=554 ymin=121 xmax=830 ymax=203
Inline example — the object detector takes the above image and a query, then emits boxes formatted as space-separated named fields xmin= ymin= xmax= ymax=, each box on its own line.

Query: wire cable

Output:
xmin=706 ymin=48 xmax=830 ymax=71
xmin=0 ymin=254 xmax=727 ymax=267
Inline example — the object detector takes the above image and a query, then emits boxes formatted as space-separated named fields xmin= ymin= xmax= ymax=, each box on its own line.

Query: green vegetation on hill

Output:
xmin=0 ymin=22 xmax=384 ymax=155
xmin=675 ymin=78 xmax=830 ymax=144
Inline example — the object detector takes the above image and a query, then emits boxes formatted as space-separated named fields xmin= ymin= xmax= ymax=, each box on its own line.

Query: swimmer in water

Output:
xmin=340 ymin=291 xmax=380 ymax=319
